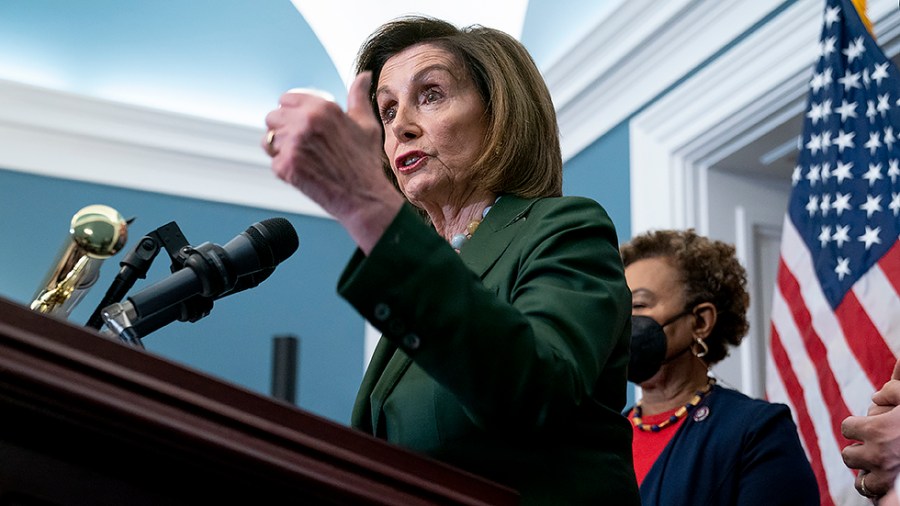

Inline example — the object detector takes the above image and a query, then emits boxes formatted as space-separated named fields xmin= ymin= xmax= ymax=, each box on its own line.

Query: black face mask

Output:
xmin=627 ymin=312 xmax=690 ymax=384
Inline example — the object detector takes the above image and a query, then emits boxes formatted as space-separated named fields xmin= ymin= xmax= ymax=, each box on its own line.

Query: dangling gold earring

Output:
xmin=692 ymin=337 xmax=709 ymax=358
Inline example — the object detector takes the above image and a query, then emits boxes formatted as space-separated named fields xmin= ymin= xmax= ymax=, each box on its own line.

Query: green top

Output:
xmin=338 ymin=195 xmax=639 ymax=505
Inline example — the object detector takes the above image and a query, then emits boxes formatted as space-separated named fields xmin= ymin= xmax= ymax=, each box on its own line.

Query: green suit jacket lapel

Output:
xmin=353 ymin=195 xmax=540 ymax=435
xmin=459 ymin=195 xmax=540 ymax=276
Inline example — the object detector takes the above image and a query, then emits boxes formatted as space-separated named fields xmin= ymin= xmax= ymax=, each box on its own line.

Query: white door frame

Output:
xmin=628 ymin=0 xmax=900 ymax=396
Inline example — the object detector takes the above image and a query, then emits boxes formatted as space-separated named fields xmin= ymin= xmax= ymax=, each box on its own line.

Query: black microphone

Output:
xmin=127 ymin=268 xmax=278 ymax=338
xmin=102 ymin=218 xmax=298 ymax=340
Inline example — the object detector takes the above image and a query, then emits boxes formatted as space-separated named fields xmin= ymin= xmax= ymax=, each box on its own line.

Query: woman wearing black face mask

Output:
xmin=620 ymin=229 xmax=819 ymax=506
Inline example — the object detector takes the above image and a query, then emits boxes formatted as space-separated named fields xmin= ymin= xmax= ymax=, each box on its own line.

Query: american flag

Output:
xmin=766 ymin=0 xmax=900 ymax=504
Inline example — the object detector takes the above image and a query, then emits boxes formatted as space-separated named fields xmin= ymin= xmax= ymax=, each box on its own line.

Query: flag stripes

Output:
xmin=765 ymin=1 xmax=900 ymax=502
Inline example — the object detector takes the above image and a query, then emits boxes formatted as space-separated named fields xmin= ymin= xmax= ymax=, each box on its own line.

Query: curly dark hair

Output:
xmin=620 ymin=229 xmax=750 ymax=365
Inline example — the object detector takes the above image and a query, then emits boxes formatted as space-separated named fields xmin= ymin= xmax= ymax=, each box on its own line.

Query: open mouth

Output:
xmin=396 ymin=151 xmax=427 ymax=173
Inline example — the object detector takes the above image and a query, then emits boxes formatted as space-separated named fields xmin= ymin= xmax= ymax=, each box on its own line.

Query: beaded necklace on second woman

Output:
xmin=631 ymin=377 xmax=716 ymax=432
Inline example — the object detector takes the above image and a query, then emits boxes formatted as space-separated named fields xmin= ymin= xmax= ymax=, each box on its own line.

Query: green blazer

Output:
xmin=338 ymin=195 xmax=639 ymax=505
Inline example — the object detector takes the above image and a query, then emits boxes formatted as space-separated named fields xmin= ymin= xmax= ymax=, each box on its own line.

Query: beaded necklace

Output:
xmin=450 ymin=202 xmax=495 ymax=251
xmin=631 ymin=378 xmax=716 ymax=432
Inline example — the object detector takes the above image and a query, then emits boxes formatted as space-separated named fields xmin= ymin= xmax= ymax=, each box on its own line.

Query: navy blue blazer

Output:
xmin=638 ymin=385 xmax=819 ymax=506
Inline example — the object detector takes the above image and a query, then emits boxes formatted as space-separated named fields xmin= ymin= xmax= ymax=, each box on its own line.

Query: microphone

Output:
xmin=102 ymin=218 xmax=298 ymax=340
xmin=125 ymin=267 xmax=277 ymax=339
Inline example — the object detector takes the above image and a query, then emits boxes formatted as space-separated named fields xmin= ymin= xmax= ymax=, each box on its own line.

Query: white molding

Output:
xmin=733 ymin=205 xmax=754 ymax=393
xmin=625 ymin=0 xmax=900 ymax=396
xmin=0 ymin=79 xmax=330 ymax=219
xmin=628 ymin=0 xmax=900 ymax=235
xmin=546 ymin=0 xmax=788 ymax=162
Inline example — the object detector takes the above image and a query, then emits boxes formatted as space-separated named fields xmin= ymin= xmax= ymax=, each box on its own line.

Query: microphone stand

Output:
xmin=85 ymin=234 xmax=161 ymax=330
xmin=87 ymin=221 xmax=185 ymax=336
xmin=94 ymin=221 xmax=221 ymax=345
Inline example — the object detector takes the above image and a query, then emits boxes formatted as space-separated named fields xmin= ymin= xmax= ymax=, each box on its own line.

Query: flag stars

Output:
xmin=820 ymin=36 xmax=837 ymax=58
xmin=835 ymin=257 xmax=851 ymax=280
xmin=806 ymin=194 xmax=820 ymax=216
xmin=872 ymin=62 xmax=889 ymax=86
xmin=807 ymin=133 xmax=823 ymax=155
xmin=858 ymin=225 xmax=882 ymax=250
xmin=810 ymin=68 xmax=834 ymax=94
xmin=824 ymin=6 xmax=840 ymax=28
xmin=821 ymin=162 xmax=832 ymax=183
xmin=808 ymin=102 xmax=826 ymax=124
xmin=809 ymin=99 xmax=832 ymax=124
xmin=865 ymin=132 xmax=882 ymax=155
xmin=834 ymin=130 xmax=856 ymax=152
xmin=843 ymin=36 xmax=865 ymax=63
xmin=832 ymin=192 xmax=852 ymax=215
xmin=885 ymin=128 xmax=897 ymax=151
xmin=838 ymin=69 xmax=862 ymax=92
xmin=821 ymin=130 xmax=833 ymax=152
xmin=833 ymin=160 xmax=854 ymax=183
xmin=833 ymin=225 xmax=851 ymax=248
xmin=860 ymin=194 xmax=883 ymax=217
xmin=863 ymin=163 xmax=883 ymax=185
xmin=819 ymin=225 xmax=832 ymax=247
xmin=810 ymin=73 xmax=826 ymax=94
xmin=877 ymin=94 xmax=891 ymax=116
xmin=797 ymin=3 xmax=898 ymax=296
xmin=890 ymin=192 xmax=900 ymax=216
xmin=807 ymin=164 xmax=821 ymax=185
xmin=820 ymin=193 xmax=833 ymax=216
xmin=835 ymin=99 xmax=858 ymax=122
xmin=825 ymin=7 xmax=841 ymax=29
xmin=821 ymin=99 xmax=833 ymax=123
xmin=867 ymin=100 xmax=878 ymax=122
xmin=889 ymin=159 xmax=900 ymax=183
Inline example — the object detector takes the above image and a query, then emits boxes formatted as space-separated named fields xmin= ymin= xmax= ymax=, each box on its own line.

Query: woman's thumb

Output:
xmin=346 ymin=71 xmax=377 ymax=129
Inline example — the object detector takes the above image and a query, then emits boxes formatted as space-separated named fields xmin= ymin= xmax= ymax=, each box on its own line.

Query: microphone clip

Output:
xmin=93 ymin=220 xmax=216 ymax=344
xmin=101 ymin=301 xmax=144 ymax=348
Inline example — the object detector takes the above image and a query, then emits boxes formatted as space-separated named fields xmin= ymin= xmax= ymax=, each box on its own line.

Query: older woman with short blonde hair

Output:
xmin=263 ymin=15 xmax=638 ymax=505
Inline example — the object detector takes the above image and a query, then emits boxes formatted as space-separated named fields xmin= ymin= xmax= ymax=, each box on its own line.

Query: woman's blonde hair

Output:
xmin=355 ymin=16 xmax=562 ymax=199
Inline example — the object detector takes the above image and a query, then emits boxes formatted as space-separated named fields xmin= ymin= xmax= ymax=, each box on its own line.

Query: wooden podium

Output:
xmin=0 ymin=297 xmax=517 ymax=505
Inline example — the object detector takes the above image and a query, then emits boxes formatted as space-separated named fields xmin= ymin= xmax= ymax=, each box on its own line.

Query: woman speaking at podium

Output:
xmin=262 ymin=16 xmax=638 ymax=504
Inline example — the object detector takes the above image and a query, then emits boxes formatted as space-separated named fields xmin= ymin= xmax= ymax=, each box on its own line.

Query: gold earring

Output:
xmin=692 ymin=337 xmax=709 ymax=358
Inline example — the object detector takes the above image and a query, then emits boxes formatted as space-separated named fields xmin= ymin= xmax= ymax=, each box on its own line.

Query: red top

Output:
xmin=628 ymin=406 xmax=688 ymax=485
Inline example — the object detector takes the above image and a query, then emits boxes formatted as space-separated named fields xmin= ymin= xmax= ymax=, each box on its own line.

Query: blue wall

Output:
xmin=563 ymin=121 xmax=631 ymax=243
xmin=0 ymin=168 xmax=363 ymax=424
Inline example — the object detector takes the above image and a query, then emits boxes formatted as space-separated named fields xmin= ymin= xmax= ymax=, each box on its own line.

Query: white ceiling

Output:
xmin=291 ymin=0 xmax=529 ymax=86
xmin=0 ymin=1 xmax=619 ymax=127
